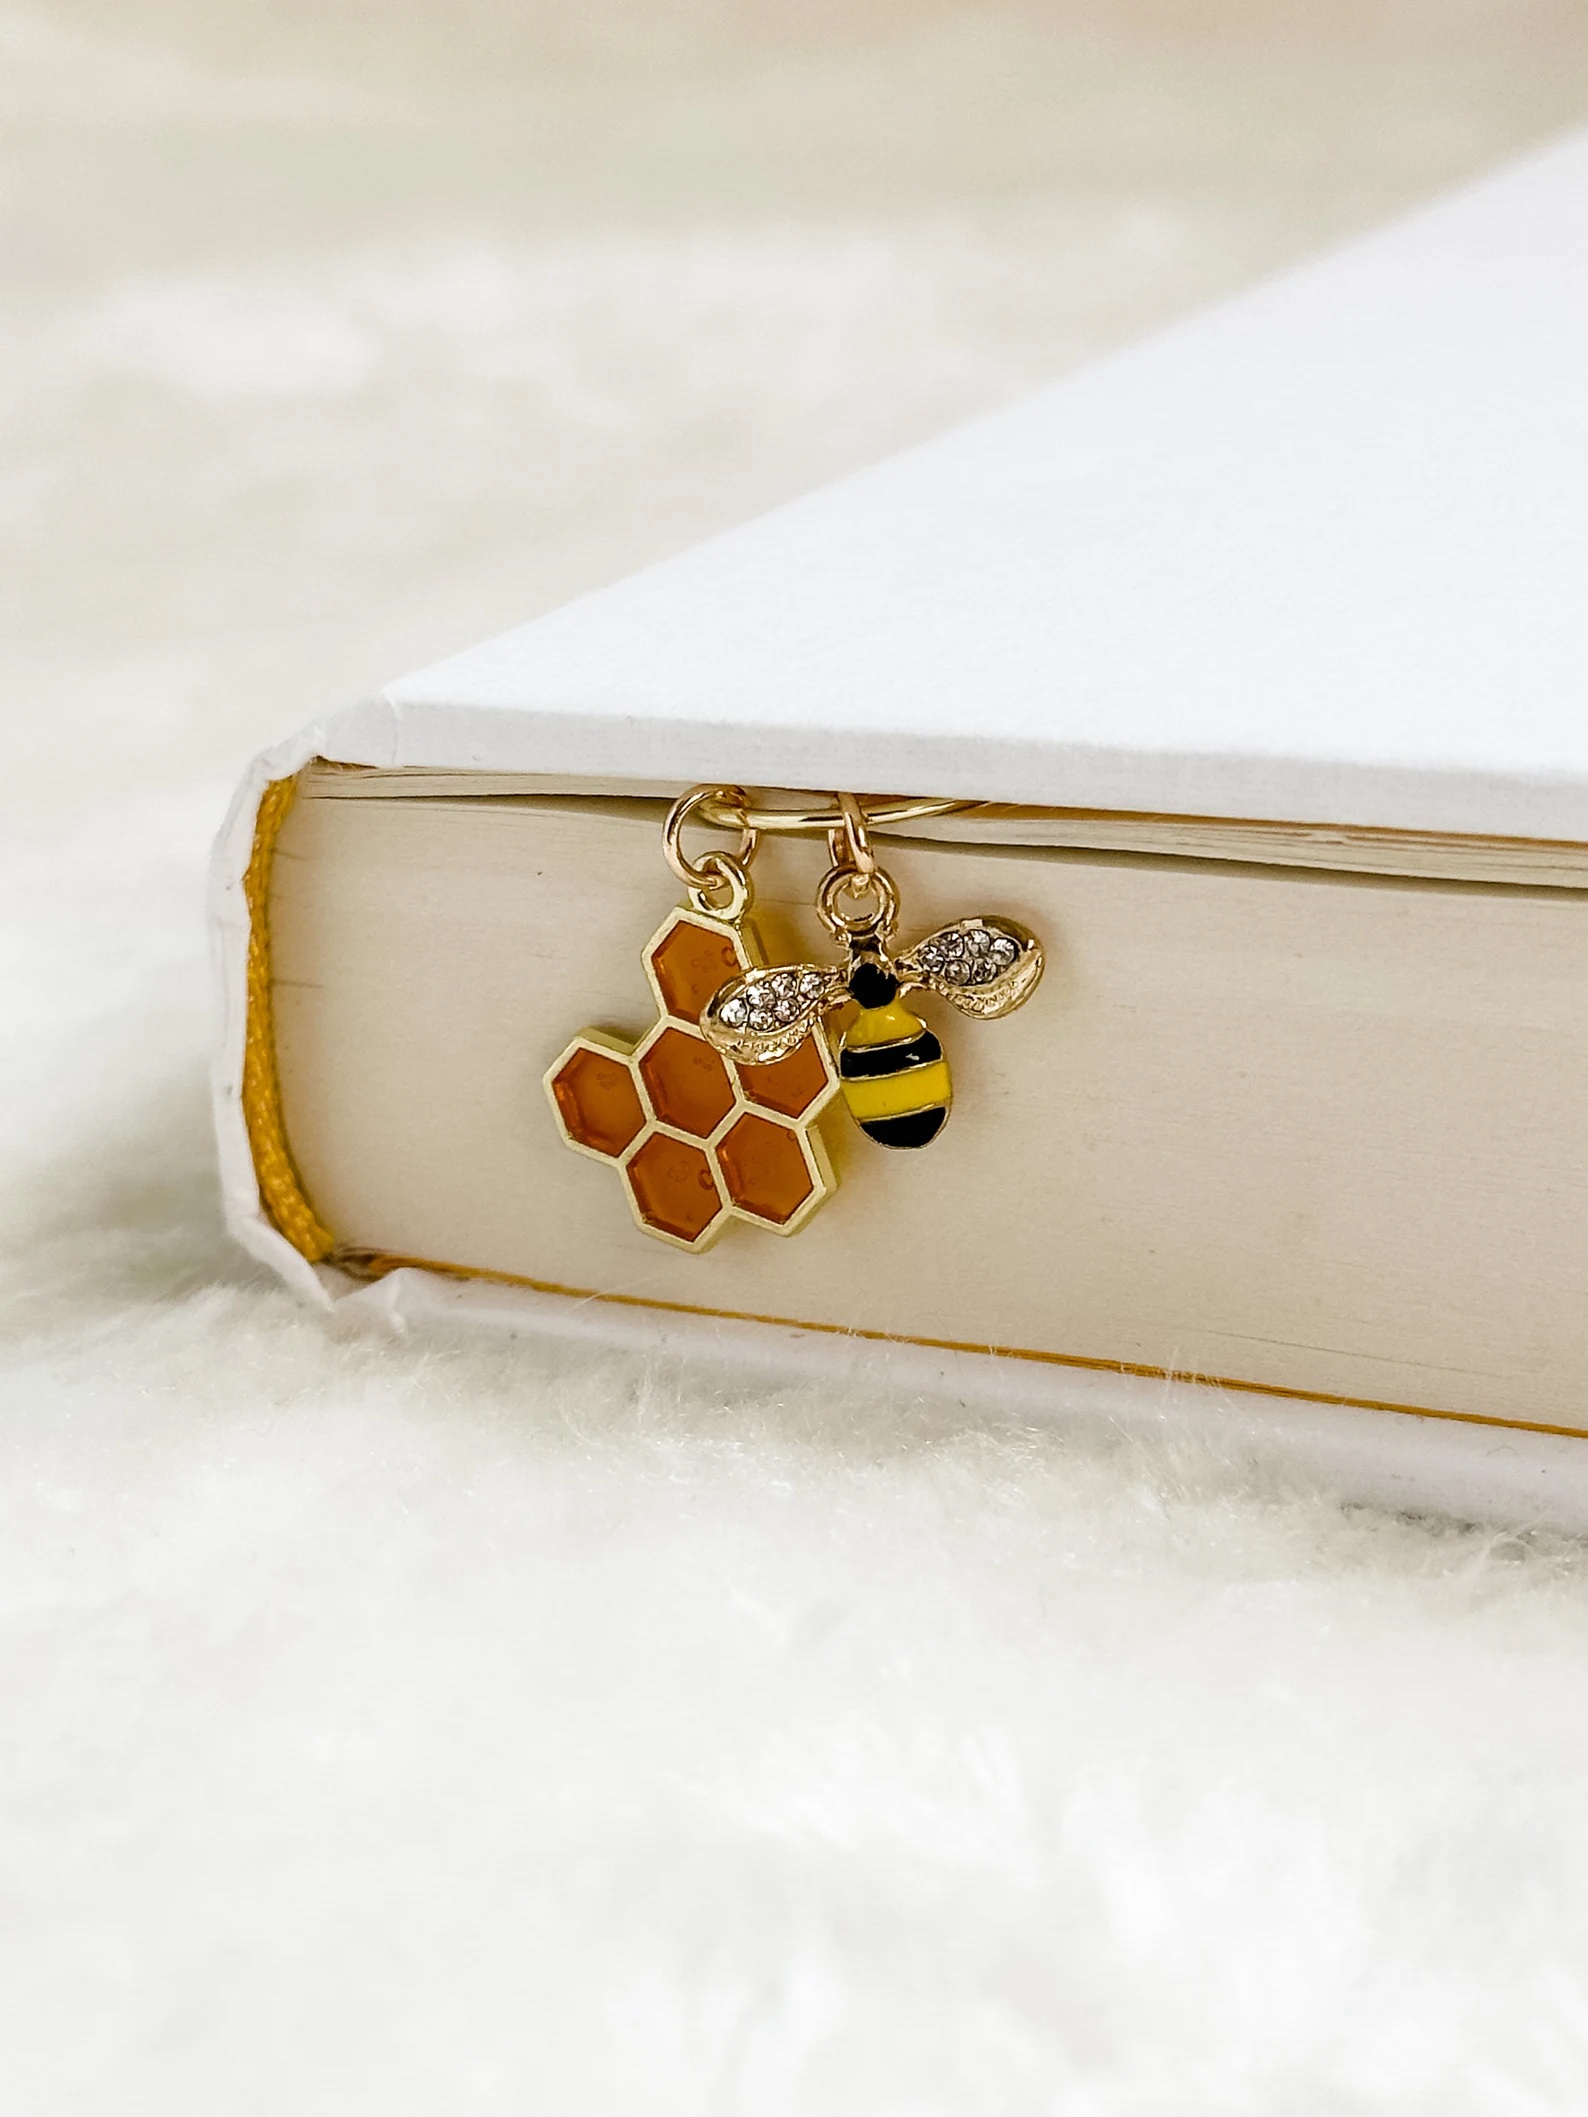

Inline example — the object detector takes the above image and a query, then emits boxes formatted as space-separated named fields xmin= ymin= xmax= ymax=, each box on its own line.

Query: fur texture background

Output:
xmin=6 ymin=5 xmax=1588 ymax=2108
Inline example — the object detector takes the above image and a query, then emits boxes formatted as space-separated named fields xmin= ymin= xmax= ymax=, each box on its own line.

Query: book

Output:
xmin=213 ymin=130 xmax=1588 ymax=1517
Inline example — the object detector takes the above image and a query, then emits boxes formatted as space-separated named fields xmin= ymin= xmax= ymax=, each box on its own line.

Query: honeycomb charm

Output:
xmin=545 ymin=906 xmax=841 ymax=1251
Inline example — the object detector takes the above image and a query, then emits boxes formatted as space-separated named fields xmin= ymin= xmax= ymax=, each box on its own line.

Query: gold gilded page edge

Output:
xmin=242 ymin=773 xmax=337 ymax=1263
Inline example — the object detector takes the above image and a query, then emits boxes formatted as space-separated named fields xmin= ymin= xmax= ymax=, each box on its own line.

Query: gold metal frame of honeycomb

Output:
xmin=545 ymin=897 xmax=841 ymax=1251
xmin=544 ymin=785 xmax=1044 ymax=1251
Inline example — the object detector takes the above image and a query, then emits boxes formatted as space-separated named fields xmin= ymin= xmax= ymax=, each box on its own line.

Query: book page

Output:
xmin=300 ymin=764 xmax=1588 ymax=890
xmin=269 ymin=788 xmax=1588 ymax=1428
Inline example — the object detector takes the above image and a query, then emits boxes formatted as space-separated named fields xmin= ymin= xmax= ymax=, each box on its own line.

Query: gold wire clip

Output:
xmin=691 ymin=788 xmax=975 ymax=837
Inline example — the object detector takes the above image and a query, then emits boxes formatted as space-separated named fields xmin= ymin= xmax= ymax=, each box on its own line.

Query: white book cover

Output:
xmin=307 ymin=129 xmax=1588 ymax=837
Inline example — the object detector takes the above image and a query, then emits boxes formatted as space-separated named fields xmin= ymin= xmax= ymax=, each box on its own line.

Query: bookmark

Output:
xmin=546 ymin=786 xmax=1042 ymax=1249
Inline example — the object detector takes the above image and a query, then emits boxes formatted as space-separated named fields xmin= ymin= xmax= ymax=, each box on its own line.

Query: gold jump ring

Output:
xmin=663 ymin=785 xmax=760 ymax=917
xmin=816 ymin=861 xmax=900 ymax=942
xmin=827 ymin=789 xmax=878 ymax=883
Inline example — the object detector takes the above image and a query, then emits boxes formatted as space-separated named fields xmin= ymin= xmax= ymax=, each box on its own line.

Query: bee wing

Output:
xmin=896 ymin=916 xmax=1044 ymax=1019
xmin=700 ymin=963 xmax=847 ymax=1064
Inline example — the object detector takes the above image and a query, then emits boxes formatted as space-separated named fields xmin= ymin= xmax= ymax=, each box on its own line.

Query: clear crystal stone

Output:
xmin=721 ymin=996 xmax=748 ymax=1026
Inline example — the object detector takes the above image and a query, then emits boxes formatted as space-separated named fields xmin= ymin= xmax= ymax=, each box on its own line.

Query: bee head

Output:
xmin=847 ymin=957 xmax=899 ymax=1009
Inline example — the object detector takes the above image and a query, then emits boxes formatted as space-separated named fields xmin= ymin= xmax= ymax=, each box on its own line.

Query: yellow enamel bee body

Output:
xmin=834 ymin=968 xmax=951 ymax=1148
xmin=701 ymin=917 xmax=1042 ymax=1150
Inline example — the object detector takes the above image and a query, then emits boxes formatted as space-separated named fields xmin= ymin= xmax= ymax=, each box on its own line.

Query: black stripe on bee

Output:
xmin=860 ymin=1107 xmax=949 ymax=1148
xmin=838 ymin=1030 xmax=943 ymax=1081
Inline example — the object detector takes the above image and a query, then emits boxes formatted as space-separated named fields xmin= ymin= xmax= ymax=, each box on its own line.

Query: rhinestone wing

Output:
xmin=701 ymin=963 xmax=849 ymax=1065
xmin=896 ymin=916 xmax=1044 ymax=1019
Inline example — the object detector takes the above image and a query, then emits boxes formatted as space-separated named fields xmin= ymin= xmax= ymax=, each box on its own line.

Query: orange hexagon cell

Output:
xmin=737 ymin=1036 xmax=830 ymax=1120
xmin=716 ymin=1113 xmax=815 ymax=1226
xmin=639 ymin=1027 xmax=735 ymax=1137
xmin=551 ymin=1045 xmax=645 ymax=1158
xmin=625 ymin=1133 xmax=723 ymax=1244
xmin=650 ymin=918 xmax=742 ymax=1026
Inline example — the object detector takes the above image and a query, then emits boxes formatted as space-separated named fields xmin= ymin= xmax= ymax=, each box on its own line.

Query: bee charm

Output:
xmin=701 ymin=913 xmax=1043 ymax=1149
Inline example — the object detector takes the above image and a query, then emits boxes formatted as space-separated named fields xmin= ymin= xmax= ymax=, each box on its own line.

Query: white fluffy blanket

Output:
xmin=6 ymin=4 xmax=1588 ymax=2107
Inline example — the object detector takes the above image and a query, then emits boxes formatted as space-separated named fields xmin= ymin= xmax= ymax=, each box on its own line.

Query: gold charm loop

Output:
xmin=813 ymin=795 xmax=901 ymax=944
xmin=663 ymin=784 xmax=759 ymax=919
xmin=687 ymin=851 xmax=752 ymax=922
xmin=827 ymin=788 xmax=878 ymax=883
xmin=815 ymin=860 xmax=900 ymax=943
xmin=815 ymin=788 xmax=898 ymax=941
